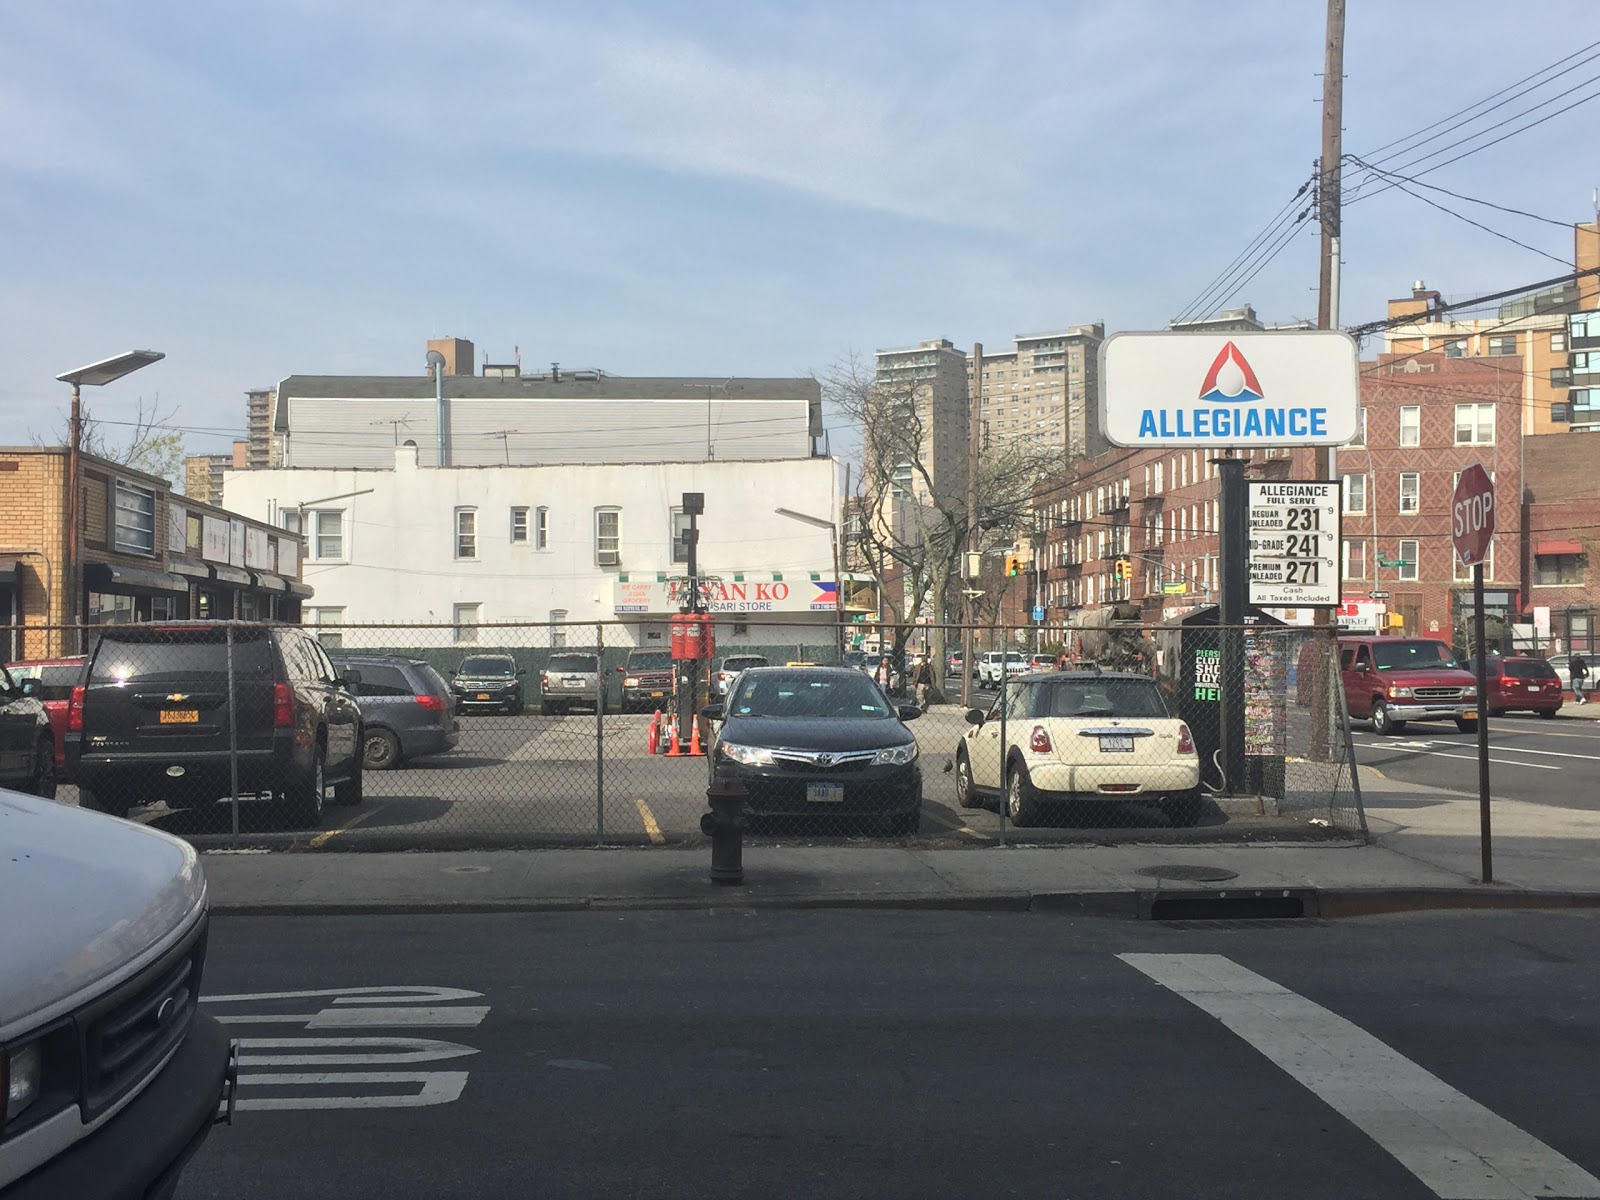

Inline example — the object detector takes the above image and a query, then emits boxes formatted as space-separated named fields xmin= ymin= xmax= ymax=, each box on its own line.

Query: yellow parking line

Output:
xmin=925 ymin=812 xmax=990 ymax=841
xmin=956 ymin=824 xmax=988 ymax=841
xmin=634 ymin=799 xmax=665 ymax=844
xmin=309 ymin=803 xmax=385 ymax=849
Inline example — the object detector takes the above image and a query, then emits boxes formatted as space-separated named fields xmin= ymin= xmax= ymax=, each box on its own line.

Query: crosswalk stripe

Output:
xmin=1120 ymin=953 xmax=1600 ymax=1200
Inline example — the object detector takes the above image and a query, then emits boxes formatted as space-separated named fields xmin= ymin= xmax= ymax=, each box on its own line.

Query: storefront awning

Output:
xmin=251 ymin=572 xmax=288 ymax=592
xmin=84 ymin=562 xmax=188 ymax=594
xmin=1536 ymin=539 xmax=1583 ymax=556
xmin=168 ymin=557 xmax=212 ymax=579
xmin=210 ymin=564 xmax=253 ymax=586
xmin=0 ymin=558 xmax=20 ymax=585
xmin=286 ymin=580 xmax=315 ymax=599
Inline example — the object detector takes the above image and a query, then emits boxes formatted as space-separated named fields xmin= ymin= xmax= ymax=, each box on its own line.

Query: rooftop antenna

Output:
xmin=486 ymin=429 xmax=519 ymax=465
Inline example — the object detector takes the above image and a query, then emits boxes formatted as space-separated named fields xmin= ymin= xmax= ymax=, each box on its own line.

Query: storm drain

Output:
xmin=1135 ymin=864 xmax=1239 ymax=883
xmin=1143 ymin=888 xmax=1313 ymax=922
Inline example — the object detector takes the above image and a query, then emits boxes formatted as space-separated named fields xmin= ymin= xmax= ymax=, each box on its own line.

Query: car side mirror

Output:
xmin=897 ymin=704 xmax=922 ymax=722
xmin=517 ymin=668 xmax=527 ymax=677
xmin=700 ymin=703 xmax=725 ymax=721
xmin=965 ymin=707 xmax=986 ymax=725
xmin=19 ymin=678 xmax=42 ymax=699
xmin=1354 ymin=662 xmax=1369 ymax=673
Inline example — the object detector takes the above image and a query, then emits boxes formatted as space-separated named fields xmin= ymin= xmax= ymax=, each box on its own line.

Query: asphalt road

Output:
xmin=1351 ymin=712 xmax=1600 ymax=807
xmin=178 ymin=909 xmax=1600 ymax=1200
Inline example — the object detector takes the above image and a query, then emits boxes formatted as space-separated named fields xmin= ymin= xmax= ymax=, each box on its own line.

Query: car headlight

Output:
xmin=719 ymin=741 xmax=775 ymax=767
xmin=874 ymin=742 xmax=919 ymax=766
xmin=3 ymin=1041 xmax=42 ymax=1122
xmin=623 ymin=677 xmax=640 ymax=688
xmin=1389 ymin=686 xmax=1413 ymax=699
xmin=1463 ymin=687 xmax=1477 ymax=699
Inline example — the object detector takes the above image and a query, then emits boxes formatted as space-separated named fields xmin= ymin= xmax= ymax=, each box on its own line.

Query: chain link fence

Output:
xmin=5 ymin=617 xmax=1365 ymax=849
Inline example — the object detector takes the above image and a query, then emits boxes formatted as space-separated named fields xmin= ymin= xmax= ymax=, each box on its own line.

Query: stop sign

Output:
xmin=1451 ymin=463 xmax=1496 ymax=565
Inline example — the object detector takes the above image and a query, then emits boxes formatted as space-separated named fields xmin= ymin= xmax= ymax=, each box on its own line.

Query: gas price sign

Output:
xmin=1247 ymin=481 xmax=1341 ymax=608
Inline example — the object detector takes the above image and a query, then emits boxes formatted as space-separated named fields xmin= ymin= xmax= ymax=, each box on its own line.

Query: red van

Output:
xmin=1482 ymin=655 xmax=1563 ymax=718
xmin=1337 ymin=636 xmax=1478 ymax=735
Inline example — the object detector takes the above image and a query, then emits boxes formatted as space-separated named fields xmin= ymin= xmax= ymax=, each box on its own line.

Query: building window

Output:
xmin=595 ymin=507 xmax=621 ymax=566
xmin=1397 ymin=539 xmax=1419 ymax=582
xmin=452 ymin=603 xmax=481 ymax=644
xmin=1398 ymin=473 xmax=1419 ymax=514
xmin=1455 ymin=543 xmax=1495 ymax=582
xmin=111 ymin=480 xmax=157 ymax=556
xmin=1399 ymin=405 xmax=1420 ymax=447
xmin=671 ymin=508 xmax=693 ymax=563
xmin=312 ymin=510 xmax=343 ymax=560
xmin=1487 ymin=335 xmax=1517 ymax=357
xmin=1552 ymin=368 xmax=1572 ymax=388
xmin=455 ymin=508 xmax=477 ymax=559
xmin=1552 ymin=332 xmax=1567 ymax=353
xmin=549 ymin=609 xmax=568 ymax=648
xmin=1444 ymin=340 xmax=1466 ymax=359
xmin=536 ymin=506 xmax=549 ymax=550
xmin=279 ymin=509 xmax=303 ymax=534
xmin=1553 ymin=402 xmax=1572 ymax=423
xmin=510 ymin=506 xmax=529 ymax=543
xmin=1454 ymin=403 xmax=1495 ymax=445
xmin=307 ymin=606 xmax=344 ymax=651
xmin=1344 ymin=540 xmax=1366 ymax=580
xmin=1348 ymin=407 xmax=1366 ymax=446
xmin=1535 ymin=554 xmax=1584 ymax=586
xmin=1342 ymin=474 xmax=1366 ymax=515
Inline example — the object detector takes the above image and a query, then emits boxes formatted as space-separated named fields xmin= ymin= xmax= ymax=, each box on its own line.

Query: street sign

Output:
xmin=1246 ymin=480 xmax=1341 ymax=608
xmin=1031 ymin=605 xmax=1044 ymax=623
xmin=1451 ymin=463 xmax=1496 ymax=565
xmin=1162 ymin=581 xmax=1188 ymax=596
xmin=1099 ymin=331 xmax=1360 ymax=448
xmin=1369 ymin=590 xmax=1390 ymax=599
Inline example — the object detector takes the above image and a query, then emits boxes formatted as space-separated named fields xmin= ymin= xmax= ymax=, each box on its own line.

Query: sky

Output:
xmin=3 ymin=1 xmax=1597 ymax=460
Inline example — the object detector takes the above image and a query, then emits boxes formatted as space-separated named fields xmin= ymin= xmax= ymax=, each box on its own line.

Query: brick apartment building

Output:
xmin=1523 ymin=433 xmax=1598 ymax=653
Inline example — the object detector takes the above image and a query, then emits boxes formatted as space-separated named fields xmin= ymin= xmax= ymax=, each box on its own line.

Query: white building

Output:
xmin=222 ymin=448 xmax=850 ymax=650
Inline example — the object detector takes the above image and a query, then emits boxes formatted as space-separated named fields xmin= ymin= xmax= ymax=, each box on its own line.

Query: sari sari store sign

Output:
xmin=614 ymin=578 xmax=835 ymax=614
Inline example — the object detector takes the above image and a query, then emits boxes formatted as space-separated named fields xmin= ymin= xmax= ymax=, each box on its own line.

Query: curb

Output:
xmin=209 ymin=885 xmax=1600 ymax=919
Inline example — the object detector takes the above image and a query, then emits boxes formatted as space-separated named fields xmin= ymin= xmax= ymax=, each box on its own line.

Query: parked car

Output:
xmin=66 ymin=621 xmax=364 ymax=826
xmin=0 ymin=663 xmax=56 ymax=799
xmin=618 ymin=648 xmax=675 ymax=713
xmin=842 ymin=650 xmax=869 ymax=674
xmin=1481 ymin=656 xmax=1563 ymax=718
xmin=955 ymin=671 xmax=1201 ymax=826
xmin=702 ymin=666 xmax=923 ymax=834
xmin=1545 ymin=654 xmax=1572 ymax=692
xmin=978 ymin=651 xmax=1028 ymax=687
xmin=1028 ymin=653 xmax=1056 ymax=673
xmin=330 ymin=653 xmax=460 ymax=768
xmin=712 ymin=654 xmax=770 ymax=698
xmin=0 ymin=788 xmax=233 ymax=1198
xmin=4 ymin=657 xmax=84 ymax=778
xmin=450 ymin=654 xmax=525 ymax=714
xmin=1337 ymin=636 xmax=1479 ymax=735
xmin=540 ymin=651 xmax=602 ymax=715
xmin=947 ymin=650 xmax=964 ymax=676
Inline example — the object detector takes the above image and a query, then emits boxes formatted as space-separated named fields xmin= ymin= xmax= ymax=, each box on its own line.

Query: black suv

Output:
xmin=619 ymin=648 xmax=674 ymax=713
xmin=66 ymin=622 xmax=364 ymax=827
xmin=0 ymin=662 xmax=56 ymax=798
xmin=450 ymin=654 xmax=525 ymax=714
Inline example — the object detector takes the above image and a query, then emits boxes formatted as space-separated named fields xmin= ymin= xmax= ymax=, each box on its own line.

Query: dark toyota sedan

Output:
xmin=702 ymin=666 xmax=923 ymax=835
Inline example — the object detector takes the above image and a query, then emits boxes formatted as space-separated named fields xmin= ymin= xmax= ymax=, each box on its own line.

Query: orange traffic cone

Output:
xmin=647 ymin=709 xmax=661 ymax=755
xmin=687 ymin=719 xmax=704 ymax=757
xmin=665 ymin=717 xmax=682 ymax=757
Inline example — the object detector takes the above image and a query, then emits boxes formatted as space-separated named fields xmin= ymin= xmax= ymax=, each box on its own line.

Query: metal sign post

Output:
xmin=1452 ymin=464 xmax=1496 ymax=883
xmin=1216 ymin=458 xmax=1248 ymax=798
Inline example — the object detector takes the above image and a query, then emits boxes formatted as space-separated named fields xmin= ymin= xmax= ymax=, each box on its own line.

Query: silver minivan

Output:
xmin=0 ymin=790 xmax=234 ymax=1196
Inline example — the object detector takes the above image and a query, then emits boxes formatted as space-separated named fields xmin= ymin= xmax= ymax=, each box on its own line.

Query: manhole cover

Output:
xmin=1136 ymin=864 xmax=1239 ymax=882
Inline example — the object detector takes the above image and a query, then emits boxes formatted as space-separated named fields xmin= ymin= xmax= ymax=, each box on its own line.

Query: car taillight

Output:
xmin=1177 ymin=723 xmax=1195 ymax=754
xmin=1029 ymin=725 xmax=1052 ymax=753
xmin=274 ymin=682 xmax=294 ymax=728
xmin=416 ymin=694 xmax=446 ymax=712
xmin=540 ymin=673 xmax=550 ymax=689
xmin=67 ymin=685 xmax=85 ymax=732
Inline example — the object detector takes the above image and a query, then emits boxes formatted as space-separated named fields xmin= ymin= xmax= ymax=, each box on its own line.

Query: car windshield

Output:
xmin=88 ymin=628 xmax=275 ymax=683
xmin=458 ymin=657 xmax=515 ymax=676
xmin=722 ymin=657 xmax=768 ymax=671
xmin=548 ymin=655 xmax=597 ymax=672
xmin=628 ymin=652 xmax=672 ymax=671
xmin=728 ymin=672 xmax=893 ymax=719
xmin=1504 ymin=659 xmax=1556 ymax=679
xmin=1372 ymin=641 xmax=1460 ymax=672
xmin=1038 ymin=679 xmax=1169 ymax=719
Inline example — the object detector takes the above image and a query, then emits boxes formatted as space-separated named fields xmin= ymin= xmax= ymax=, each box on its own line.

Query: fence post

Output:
xmin=1333 ymin=632 xmax=1368 ymax=839
xmin=226 ymin=622 xmax=240 ymax=846
xmin=997 ymin=626 xmax=1008 ymax=847
xmin=595 ymin=622 xmax=605 ymax=845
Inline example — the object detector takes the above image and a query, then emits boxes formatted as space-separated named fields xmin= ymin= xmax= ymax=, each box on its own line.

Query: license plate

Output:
xmin=1529 ymin=684 xmax=1541 ymax=691
xmin=1098 ymin=735 xmax=1134 ymax=753
xmin=159 ymin=709 xmax=199 ymax=724
xmin=476 ymin=693 xmax=490 ymax=701
xmin=1462 ymin=711 xmax=1477 ymax=721
xmin=564 ymin=679 xmax=584 ymax=689
xmin=807 ymin=783 xmax=845 ymax=803
xmin=650 ymin=691 xmax=665 ymax=699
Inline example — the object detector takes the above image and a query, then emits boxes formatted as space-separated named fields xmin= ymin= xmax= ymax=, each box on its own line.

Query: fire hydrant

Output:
xmin=701 ymin=764 xmax=748 ymax=886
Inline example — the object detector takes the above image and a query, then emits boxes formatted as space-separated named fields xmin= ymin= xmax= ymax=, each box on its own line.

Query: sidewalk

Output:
xmin=200 ymin=763 xmax=1600 ymax=918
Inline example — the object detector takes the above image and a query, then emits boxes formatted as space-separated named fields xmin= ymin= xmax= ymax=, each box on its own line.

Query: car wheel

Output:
xmin=1370 ymin=702 xmax=1405 ymax=736
xmin=362 ymin=727 xmax=401 ymax=771
xmin=1005 ymin=761 xmax=1040 ymax=827
xmin=29 ymin=737 xmax=57 ymax=801
xmin=540 ymin=699 xmax=555 ymax=717
xmin=334 ymin=756 xmax=364 ymax=807
xmin=506 ymin=698 xmax=524 ymax=716
xmin=285 ymin=748 xmax=326 ymax=828
xmin=1538 ymin=708 xmax=1558 ymax=720
xmin=1486 ymin=707 xmax=1504 ymax=719
xmin=1161 ymin=788 xmax=1204 ymax=828
xmin=1456 ymin=717 xmax=1479 ymax=734
xmin=954 ymin=748 xmax=978 ymax=809
xmin=78 ymin=786 xmax=131 ymax=820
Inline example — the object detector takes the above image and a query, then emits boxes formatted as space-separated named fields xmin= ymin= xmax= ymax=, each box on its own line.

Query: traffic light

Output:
xmin=1005 ymin=555 xmax=1022 ymax=577
xmin=1114 ymin=558 xmax=1133 ymax=581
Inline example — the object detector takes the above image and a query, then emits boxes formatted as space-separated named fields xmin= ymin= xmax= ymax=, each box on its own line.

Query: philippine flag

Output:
xmin=1197 ymin=342 xmax=1263 ymax=404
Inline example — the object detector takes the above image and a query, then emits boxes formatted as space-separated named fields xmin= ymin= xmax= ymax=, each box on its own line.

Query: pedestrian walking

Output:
xmin=875 ymin=655 xmax=892 ymax=691
xmin=1571 ymin=652 xmax=1590 ymax=704
xmin=912 ymin=658 xmax=934 ymax=711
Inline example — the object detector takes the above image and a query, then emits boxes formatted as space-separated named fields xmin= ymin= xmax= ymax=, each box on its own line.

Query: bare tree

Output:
xmin=40 ymin=395 xmax=188 ymax=490
xmin=822 ymin=352 xmax=1068 ymax=698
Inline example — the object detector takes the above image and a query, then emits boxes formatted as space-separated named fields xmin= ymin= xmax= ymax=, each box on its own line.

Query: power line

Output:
xmin=1341 ymin=156 xmax=1575 ymax=228
xmin=1171 ymin=176 xmax=1313 ymax=325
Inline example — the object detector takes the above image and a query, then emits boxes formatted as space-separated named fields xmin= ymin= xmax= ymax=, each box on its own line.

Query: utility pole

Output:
xmin=962 ymin=343 xmax=983 ymax=708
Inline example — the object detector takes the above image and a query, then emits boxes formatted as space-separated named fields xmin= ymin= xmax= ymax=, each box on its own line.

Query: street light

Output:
xmin=56 ymin=350 xmax=164 ymax=639
xmin=775 ymin=506 xmax=845 ymax=656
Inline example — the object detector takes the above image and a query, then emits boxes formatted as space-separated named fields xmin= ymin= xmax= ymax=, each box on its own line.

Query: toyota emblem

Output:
xmin=816 ymin=754 xmax=833 ymax=768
